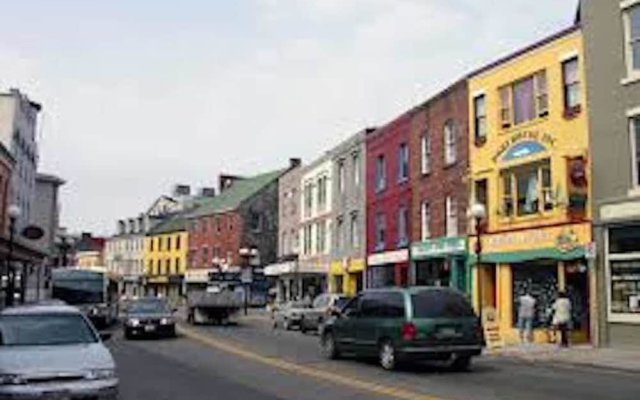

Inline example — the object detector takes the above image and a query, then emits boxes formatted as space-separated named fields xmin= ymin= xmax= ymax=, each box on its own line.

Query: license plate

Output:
xmin=437 ymin=327 xmax=460 ymax=338
xmin=145 ymin=324 xmax=156 ymax=332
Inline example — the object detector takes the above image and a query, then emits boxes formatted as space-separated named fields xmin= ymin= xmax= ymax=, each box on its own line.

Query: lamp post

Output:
xmin=468 ymin=203 xmax=487 ymax=325
xmin=6 ymin=205 xmax=21 ymax=307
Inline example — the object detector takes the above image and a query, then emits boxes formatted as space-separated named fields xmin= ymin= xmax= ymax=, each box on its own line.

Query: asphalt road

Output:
xmin=108 ymin=318 xmax=640 ymax=400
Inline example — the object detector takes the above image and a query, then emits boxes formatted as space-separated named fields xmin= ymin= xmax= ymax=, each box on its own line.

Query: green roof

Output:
xmin=188 ymin=169 xmax=283 ymax=219
xmin=148 ymin=213 xmax=188 ymax=235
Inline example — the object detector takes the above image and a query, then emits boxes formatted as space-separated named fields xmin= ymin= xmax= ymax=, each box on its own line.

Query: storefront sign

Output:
xmin=367 ymin=249 xmax=409 ymax=266
xmin=264 ymin=262 xmax=296 ymax=276
xmin=475 ymin=223 xmax=591 ymax=255
xmin=492 ymin=130 xmax=556 ymax=163
xmin=185 ymin=268 xmax=215 ymax=283
xmin=411 ymin=237 xmax=467 ymax=260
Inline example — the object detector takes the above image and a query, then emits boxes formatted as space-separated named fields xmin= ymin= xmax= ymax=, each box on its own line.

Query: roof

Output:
xmin=148 ymin=212 xmax=188 ymax=235
xmin=187 ymin=169 xmax=284 ymax=218
xmin=0 ymin=303 xmax=81 ymax=315
xmin=36 ymin=173 xmax=66 ymax=186
xmin=467 ymin=24 xmax=580 ymax=79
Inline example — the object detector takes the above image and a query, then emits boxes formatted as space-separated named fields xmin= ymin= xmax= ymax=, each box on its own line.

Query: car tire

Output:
xmin=300 ymin=318 xmax=308 ymax=334
xmin=451 ymin=355 xmax=472 ymax=371
xmin=379 ymin=339 xmax=398 ymax=371
xmin=124 ymin=329 xmax=133 ymax=340
xmin=168 ymin=326 xmax=177 ymax=338
xmin=321 ymin=331 xmax=340 ymax=359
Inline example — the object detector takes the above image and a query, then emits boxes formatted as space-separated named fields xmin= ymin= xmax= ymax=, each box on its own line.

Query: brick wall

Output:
xmin=188 ymin=212 xmax=243 ymax=268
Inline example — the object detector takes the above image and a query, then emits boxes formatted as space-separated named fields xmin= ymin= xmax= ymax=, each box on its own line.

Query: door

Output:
xmin=332 ymin=296 xmax=361 ymax=351
xmin=358 ymin=291 xmax=406 ymax=356
xmin=565 ymin=262 xmax=590 ymax=343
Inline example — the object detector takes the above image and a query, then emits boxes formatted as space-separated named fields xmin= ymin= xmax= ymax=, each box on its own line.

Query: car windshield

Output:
xmin=0 ymin=313 xmax=98 ymax=346
xmin=129 ymin=300 xmax=171 ymax=314
xmin=411 ymin=290 xmax=476 ymax=319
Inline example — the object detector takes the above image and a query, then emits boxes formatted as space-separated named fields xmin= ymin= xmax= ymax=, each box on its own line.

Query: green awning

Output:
xmin=468 ymin=246 xmax=586 ymax=265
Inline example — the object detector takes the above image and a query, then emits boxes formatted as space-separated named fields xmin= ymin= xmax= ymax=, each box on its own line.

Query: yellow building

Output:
xmin=467 ymin=26 xmax=592 ymax=345
xmin=329 ymin=258 xmax=365 ymax=296
xmin=75 ymin=251 xmax=104 ymax=268
xmin=144 ymin=215 xmax=188 ymax=302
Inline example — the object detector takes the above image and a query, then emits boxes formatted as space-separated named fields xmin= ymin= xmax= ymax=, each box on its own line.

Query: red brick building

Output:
xmin=0 ymin=142 xmax=14 ymax=235
xmin=366 ymin=111 xmax=414 ymax=288
xmin=409 ymin=80 xmax=471 ymax=292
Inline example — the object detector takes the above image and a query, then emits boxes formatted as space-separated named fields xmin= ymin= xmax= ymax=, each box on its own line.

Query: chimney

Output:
xmin=218 ymin=174 xmax=244 ymax=193
xmin=289 ymin=158 xmax=302 ymax=169
xmin=117 ymin=220 xmax=126 ymax=235
xmin=173 ymin=184 xmax=191 ymax=198
xmin=199 ymin=187 xmax=216 ymax=198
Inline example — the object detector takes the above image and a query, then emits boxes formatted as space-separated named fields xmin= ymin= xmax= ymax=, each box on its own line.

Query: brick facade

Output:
xmin=410 ymin=80 xmax=469 ymax=242
xmin=188 ymin=212 xmax=243 ymax=268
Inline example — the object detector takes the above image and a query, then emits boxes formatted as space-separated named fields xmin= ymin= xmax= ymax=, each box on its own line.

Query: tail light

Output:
xmin=402 ymin=322 xmax=417 ymax=341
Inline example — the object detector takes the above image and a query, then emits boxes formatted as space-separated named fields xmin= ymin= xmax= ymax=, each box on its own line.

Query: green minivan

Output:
xmin=320 ymin=287 xmax=484 ymax=371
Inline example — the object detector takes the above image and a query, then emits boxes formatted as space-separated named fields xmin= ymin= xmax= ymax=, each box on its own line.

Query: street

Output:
xmin=108 ymin=318 xmax=640 ymax=400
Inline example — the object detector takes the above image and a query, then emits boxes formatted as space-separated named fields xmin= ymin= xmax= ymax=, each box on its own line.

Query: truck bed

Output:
xmin=187 ymin=290 xmax=244 ymax=309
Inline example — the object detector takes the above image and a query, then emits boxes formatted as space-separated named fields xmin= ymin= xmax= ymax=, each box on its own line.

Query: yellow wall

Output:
xmin=469 ymin=29 xmax=590 ymax=233
xmin=76 ymin=251 xmax=103 ymax=268
xmin=144 ymin=230 xmax=188 ymax=278
xmin=328 ymin=258 xmax=365 ymax=296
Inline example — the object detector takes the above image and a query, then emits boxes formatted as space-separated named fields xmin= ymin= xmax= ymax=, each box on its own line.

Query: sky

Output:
xmin=0 ymin=0 xmax=579 ymax=235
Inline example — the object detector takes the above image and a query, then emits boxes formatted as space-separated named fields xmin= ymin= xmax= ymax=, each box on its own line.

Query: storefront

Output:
xmin=471 ymin=222 xmax=592 ymax=345
xmin=264 ymin=260 xmax=326 ymax=302
xmin=366 ymin=249 xmax=409 ymax=288
xmin=146 ymin=276 xmax=169 ymax=298
xmin=410 ymin=237 xmax=469 ymax=293
xmin=601 ymin=222 xmax=640 ymax=347
xmin=328 ymin=258 xmax=365 ymax=296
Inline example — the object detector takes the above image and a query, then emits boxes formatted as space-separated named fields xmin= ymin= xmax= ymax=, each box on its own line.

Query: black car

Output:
xmin=123 ymin=298 xmax=176 ymax=339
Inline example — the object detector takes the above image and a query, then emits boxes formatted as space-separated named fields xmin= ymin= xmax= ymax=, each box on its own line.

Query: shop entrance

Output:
xmin=478 ymin=264 xmax=497 ymax=311
xmin=565 ymin=262 xmax=590 ymax=343
xmin=415 ymin=259 xmax=451 ymax=287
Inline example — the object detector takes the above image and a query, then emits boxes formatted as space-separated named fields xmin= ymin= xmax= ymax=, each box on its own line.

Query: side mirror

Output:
xmin=99 ymin=332 xmax=112 ymax=342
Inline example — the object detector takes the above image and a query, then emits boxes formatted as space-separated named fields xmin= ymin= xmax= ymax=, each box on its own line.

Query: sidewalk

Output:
xmin=489 ymin=343 xmax=640 ymax=373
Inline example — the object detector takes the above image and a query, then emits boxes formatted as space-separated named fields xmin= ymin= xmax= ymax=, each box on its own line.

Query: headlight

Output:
xmin=128 ymin=318 xmax=140 ymax=327
xmin=160 ymin=317 xmax=174 ymax=325
xmin=90 ymin=308 xmax=98 ymax=315
xmin=0 ymin=374 xmax=26 ymax=385
xmin=85 ymin=369 xmax=116 ymax=381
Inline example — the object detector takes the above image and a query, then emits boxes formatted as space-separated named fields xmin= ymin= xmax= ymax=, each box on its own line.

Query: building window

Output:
xmin=202 ymin=247 xmax=209 ymax=266
xmin=149 ymin=239 xmax=154 ymax=252
xmin=632 ymin=116 xmax=640 ymax=186
xmin=316 ymin=221 xmax=326 ymax=254
xmin=398 ymin=143 xmax=409 ymax=182
xmin=304 ymin=225 xmax=313 ymax=255
xmin=397 ymin=206 xmax=409 ymax=247
xmin=375 ymin=213 xmax=386 ymax=251
xmin=624 ymin=4 xmax=640 ymax=75
xmin=500 ymin=159 xmax=553 ymax=217
xmin=445 ymin=196 xmax=458 ymax=237
xmin=216 ymin=217 xmax=222 ymax=233
xmin=165 ymin=259 xmax=171 ymax=276
xmin=318 ymin=176 xmax=328 ymax=212
xmin=444 ymin=120 xmax=457 ymax=165
xmin=474 ymin=178 xmax=488 ymax=216
xmin=176 ymin=235 xmax=181 ymax=250
xmin=304 ymin=182 xmax=313 ymax=218
xmin=175 ymin=258 xmax=181 ymax=272
xmin=421 ymin=135 xmax=431 ymax=174
xmin=500 ymin=70 xmax=548 ymax=128
xmin=167 ymin=236 xmax=172 ymax=251
xmin=376 ymin=155 xmax=386 ymax=192
xmin=562 ymin=57 xmax=581 ymax=113
xmin=473 ymin=94 xmax=487 ymax=144
xmin=420 ymin=201 xmax=431 ymax=241
xmin=350 ymin=212 xmax=359 ymax=249
xmin=336 ymin=216 xmax=344 ymax=251
xmin=250 ymin=211 xmax=263 ymax=232
xmin=352 ymin=152 xmax=361 ymax=187
xmin=338 ymin=160 xmax=345 ymax=194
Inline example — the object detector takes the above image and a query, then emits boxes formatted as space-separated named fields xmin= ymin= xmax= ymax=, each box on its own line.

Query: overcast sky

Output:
xmin=0 ymin=0 xmax=578 ymax=235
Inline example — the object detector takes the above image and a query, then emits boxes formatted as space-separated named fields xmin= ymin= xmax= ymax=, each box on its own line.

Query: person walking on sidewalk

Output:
xmin=552 ymin=291 xmax=572 ymax=348
xmin=517 ymin=291 xmax=536 ymax=344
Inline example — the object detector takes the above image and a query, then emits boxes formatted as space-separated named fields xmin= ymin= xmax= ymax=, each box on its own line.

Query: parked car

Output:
xmin=0 ymin=303 xmax=118 ymax=399
xmin=320 ymin=287 xmax=483 ymax=371
xmin=300 ymin=294 xmax=352 ymax=334
xmin=123 ymin=297 xmax=177 ymax=339
xmin=272 ymin=300 xmax=309 ymax=330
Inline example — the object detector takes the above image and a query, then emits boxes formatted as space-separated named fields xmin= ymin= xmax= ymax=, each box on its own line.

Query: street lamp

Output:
xmin=468 ymin=203 xmax=487 ymax=325
xmin=55 ymin=229 xmax=73 ymax=267
xmin=6 ymin=204 xmax=21 ymax=307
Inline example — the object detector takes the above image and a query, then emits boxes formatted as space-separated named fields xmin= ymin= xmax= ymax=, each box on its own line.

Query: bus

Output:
xmin=51 ymin=267 xmax=119 ymax=328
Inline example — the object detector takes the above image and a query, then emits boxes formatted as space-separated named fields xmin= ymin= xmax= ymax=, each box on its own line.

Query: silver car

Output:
xmin=271 ymin=300 xmax=310 ymax=330
xmin=0 ymin=303 xmax=118 ymax=399
xmin=299 ymin=294 xmax=351 ymax=334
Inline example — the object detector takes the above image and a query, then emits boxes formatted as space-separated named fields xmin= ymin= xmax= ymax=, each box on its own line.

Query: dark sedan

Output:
xmin=123 ymin=298 xmax=176 ymax=339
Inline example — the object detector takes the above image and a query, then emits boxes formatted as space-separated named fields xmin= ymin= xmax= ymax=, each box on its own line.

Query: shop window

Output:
xmin=512 ymin=263 xmax=558 ymax=328
xmin=609 ymin=260 xmax=640 ymax=315
xmin=500 ymin=159 xmax=553 ymax=217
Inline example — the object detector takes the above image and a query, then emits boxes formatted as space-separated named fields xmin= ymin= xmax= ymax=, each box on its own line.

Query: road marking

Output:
xmin=178 ymin=325 xmax=447 ymax=400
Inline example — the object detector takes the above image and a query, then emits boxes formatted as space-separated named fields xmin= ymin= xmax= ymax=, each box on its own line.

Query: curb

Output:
xmin=489 ymin=351 xmax=640 ymax=375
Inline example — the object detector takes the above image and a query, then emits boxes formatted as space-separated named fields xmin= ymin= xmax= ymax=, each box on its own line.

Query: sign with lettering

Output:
xmin=411 ymin=237 xmax=467 ymax=260
xmin=492 ymin=130 xmax=556 ymax=163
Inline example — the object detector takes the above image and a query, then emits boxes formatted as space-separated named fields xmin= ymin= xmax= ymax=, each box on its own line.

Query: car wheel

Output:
xmin=124 ymin=329 xmax=133 ymax=340
xmin=379 ymin=340 xmax=398 ymax=371
xmin=451 ymin=355 xmax=472 ymax=371
xmin=321 ymin=331 xmax=340 ymax=359
xmin=168 ymin=326 xmax=177 ymax=338
xmin=300 ymin=318 xmax=308 ymax=334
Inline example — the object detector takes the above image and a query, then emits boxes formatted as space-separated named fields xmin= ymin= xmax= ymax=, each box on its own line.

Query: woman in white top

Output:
xmin=552 ymin=291 xmax=572 ymax=347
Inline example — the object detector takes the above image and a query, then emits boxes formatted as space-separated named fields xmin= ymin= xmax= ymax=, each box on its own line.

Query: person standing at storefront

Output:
xmin=517 ymin=291 xmax=536 ymax=344
xmin=552 ymin=291 xmax=572 ymax=348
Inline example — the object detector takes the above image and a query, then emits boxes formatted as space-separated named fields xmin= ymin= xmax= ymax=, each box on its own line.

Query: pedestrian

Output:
xmin=517 ymin=290 xmax=536 ymax=344
xmin=552 ymin=291 xmax=572 ymax=348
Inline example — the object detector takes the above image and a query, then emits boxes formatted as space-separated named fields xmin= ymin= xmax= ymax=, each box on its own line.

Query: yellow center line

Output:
xmin=178 ymin=325 xmax=448 ymax=400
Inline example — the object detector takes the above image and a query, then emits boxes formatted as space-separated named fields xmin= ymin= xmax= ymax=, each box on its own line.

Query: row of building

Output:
xmin=103 ymin=1 xmax=639 ymax=349
xmin=0 ymin=88 xmax=66 ymax=308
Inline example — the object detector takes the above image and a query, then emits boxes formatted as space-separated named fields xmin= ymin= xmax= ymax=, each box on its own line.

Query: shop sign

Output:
xmin=185 ymin=268 xmax=215 ymax=283
xmin=264 ymin=262 xmax=295 ymax=276
xmin=492 ymin=130 xmax=556 ymax=163
xmin=367 ymin=249 xmax=409 ymax=266
xmin=478 ymin=223 xmax=591 ymax=254
xmin=411 ymin=237 xmax=467 ymax=260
